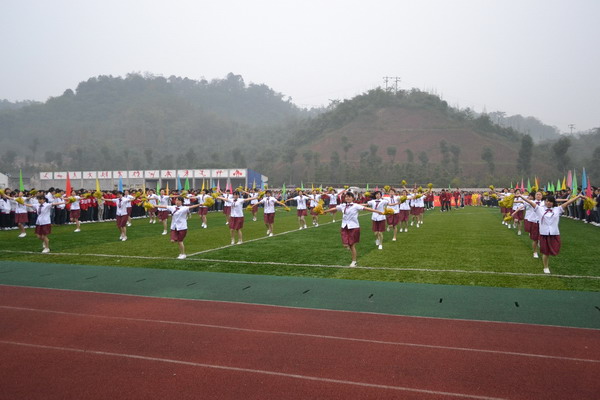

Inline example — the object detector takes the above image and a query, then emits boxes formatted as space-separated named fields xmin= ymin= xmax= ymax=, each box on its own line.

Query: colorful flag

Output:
xmin=527 ymin=178 xmax=531 ymax=192
xmin=65 ymin=173 xmax=72 ymax=196
xmin=281 ymin=182 xmax=286 ymax=200
xmin=567 ymin=170 xmax=572 ymax=189
xmin=96 ymin=178 xmax=101 ymax=193
xmin=556 ymin=179 xmax=561 ymax=192
xmin=366 ymin=183 xmax=369 ymax=191
xmin=586 ymin=176 xmax=592 ymax=198
xmin=572 ymin=170 xmax=578 ymax=194
xmin=166 ymin=181 xmax=170 ymax=194
xmin=561 ymin=177 xmax=566 ymax=190
xmin=201 ymin=179 xmax=205 ymax=192
xmin=520 ymin=178 xmax=524 ymax=191
xmin=226 ymin=177 xmax=232 ymax=192
xmin=252 ymin=179 xmax=256 ymax=189
xmin=176 ymin=175 xmax=182 ymax=191
xmin=19 ymin=169 xmax=24 ymax=192
xmin=301 ymin=181 xmax=304 ymax=191
xmin=184 ymin=177 xmax=190 ymax=191
xmin=581 ymin=168 xmax=587 ymax=193
xmin=118 ymin=176 xmax=123 ymax=192
xmin=534 ymin=177 xmax=539 ymax=190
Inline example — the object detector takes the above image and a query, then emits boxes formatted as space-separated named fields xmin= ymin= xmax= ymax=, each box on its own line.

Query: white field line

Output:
xmin=2 ymin=305 xmax=598 ymax=364
xmin=0 ymin=340 xmax=506 ymax=399
xmin=1 ymin=249 xmax=599 ymax=280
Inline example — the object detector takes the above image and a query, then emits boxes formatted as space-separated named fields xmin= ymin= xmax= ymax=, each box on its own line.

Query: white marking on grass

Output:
xmin=1 ymin=249 xmax=599 ymax=280
xmin=188 ymin=219 xmax=338 ymax=256
xmin=0 ymin=340 xmax=506 ymax=399
xmin=2 ymin=305 xmax=598 ymax=364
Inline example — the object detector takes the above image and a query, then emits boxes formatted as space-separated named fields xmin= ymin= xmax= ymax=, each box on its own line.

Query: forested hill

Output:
xmin=0 ymin=73 xmax=311 ymax=172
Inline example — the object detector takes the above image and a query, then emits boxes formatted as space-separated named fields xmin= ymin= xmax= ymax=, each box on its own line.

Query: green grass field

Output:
xmin=1 ymin=207 xmax=598 ymax=291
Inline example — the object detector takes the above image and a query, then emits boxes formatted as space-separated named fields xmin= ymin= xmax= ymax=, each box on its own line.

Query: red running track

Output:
xmin=0 ymin=285 xmax=598 ymax=399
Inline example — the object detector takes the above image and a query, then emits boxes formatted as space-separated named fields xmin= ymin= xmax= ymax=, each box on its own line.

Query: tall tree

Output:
xmin=341 ymin=136 xmax=353 ymax=162
xmin=516 ymin=134 xmax=533 ymax=176
xmin=387 ymin=146 xmax=397 ymax=164
xmin=551 ymin=136 xmax=571 ymax=173
xmin=481 ymin=147 xmax=495 ymax=175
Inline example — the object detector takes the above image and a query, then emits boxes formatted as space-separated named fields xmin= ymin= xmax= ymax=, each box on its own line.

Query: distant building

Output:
xmin=0 ymin=172 xmax=8 ymax=189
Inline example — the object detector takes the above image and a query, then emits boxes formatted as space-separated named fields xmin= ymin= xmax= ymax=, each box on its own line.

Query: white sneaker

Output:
xmin=375 ymin=239 xmax=380 ymax=246
xmin=269 ymin=233 xmax=273 ymax=237
xmin=253 ymin=217 xmax=257 ymax=221
xmin=127 ymin=223 xmax=132 ymax=227
xmin=416 ymin=224 xmax=420 ymax=228
xmin=533 ymin=252 xmax=539 ymax=259
xmin=266 ymin=230 xmax=271 ymax=235
xmin=18 ymin=233 xmax=26 ymax=238
xmin=162 ymin=231 xmax=167 ymax=235
xmin=41 ymin=248 xmax=50 ymax=253
xmin=303 ymin=225 xmax=307 ymax=229
xmin=392 ymin=238 xmax=397 ymax=241
xmin=74 ymin=229 xmax=80 ymax=232
xmin=315 ymin=223 xmax=319 ymax=227
xmin=349 ymin=261 xmax=357 ymax=267
xmin=122 ymin=236 xmax=127 ymax=241
xmin=231 ymin=240 xmax=235 ymax=245
xmin=299 ymin=226 xmax=303 ymax=230
xmin=378 ymin=244 xmax=383 ymax=250
xmin=332 ymin=219 xmax=335 ymax=222
xmin=177 ymin=254 xmax=186 ymax=260
xmin=225 ymin=221 xmax=229 ymax=225
xmin=543 ymin=267 xmax=550 ymax=274
xmin=237 ymin=240 xmax=243 ymax=245
xmin=410 ymin=222 xmax=413 ymax=226
xmin=404 ymin=229 xmax=408 ymax=232
xmin=119 ymin=236 xmax=124 ymax=240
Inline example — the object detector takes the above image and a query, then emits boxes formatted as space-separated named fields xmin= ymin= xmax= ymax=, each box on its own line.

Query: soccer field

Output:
xmin=1 ymin=207 xmax=598 ymax=292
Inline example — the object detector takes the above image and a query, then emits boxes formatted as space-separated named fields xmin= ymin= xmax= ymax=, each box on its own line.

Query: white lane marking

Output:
xmin=0 ymin=340 xmax=506 ymax=399
xmin=1 ymin=305 xmax=598 ymax=364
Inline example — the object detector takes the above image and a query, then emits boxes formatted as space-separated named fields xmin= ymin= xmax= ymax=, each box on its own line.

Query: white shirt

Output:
xmin=293 ymin=195 xmax=309 ymax=210
xmin=336 ymin=203 xmax=364 ymax=229
xmin=399 ymin=196 xmax=411 ymax=211
xmin=115 ymin=197 xmax=132 ymax=216
xmin=45 ymin=192 xmax=54 ymax=204
xmin=524 ymin=200 xmax=542 ymax=223
xmin=35 ymin=203 xmax=53 ymax=225
xmin=260 ymin=196 xmax=278 ymax=214
xmin=328 ymin=193 xmax=338 ymax=206
xmin=70 ymin=196 xmax=81 ymax=210
xmin=53 ymin=196 xmax=65 ymax=209
xmin=230 ymin=198 xmax=245 ymax=217
xmin=167 ymin=206 xmax=190 ymax=231
xmin=368 ymin=199 xmax=388 ymax=221
xmin=308 ymin=194 xmax=320 ymax=208
xmin=387 ymin=195 xmax=400 ymax=213
xmin=0 ymin=198 xmax=10 ymax=214
xmin=196 ymin=194 xmax=210 ymax=207
xmin=159 ymin=195 xmax=171 ymax=207
xmin=148 ymin=194 xmax=159 ymax=206
xmin=534 ymin=205 xmax=563 ymax=235
xmin=184 ymin=195 xmax=192 ymax=205
xmin=224 ymin=194 xmax=234 ymax=207
xmin=15 ymin=198 xmax=29 ymax=214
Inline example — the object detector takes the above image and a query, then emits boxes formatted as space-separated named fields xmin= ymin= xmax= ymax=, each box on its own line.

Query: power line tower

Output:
xmin=568 ymin=124 xmax=575 ymax=135
xmin=383 ymin=76 xmax=401 ymax=93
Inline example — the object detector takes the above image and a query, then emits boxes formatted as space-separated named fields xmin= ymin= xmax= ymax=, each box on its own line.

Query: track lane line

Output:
xmin=0 ymin=340 xmax=506 ymax=400
xmin=2 ymin=305 xmax=597 ymax=364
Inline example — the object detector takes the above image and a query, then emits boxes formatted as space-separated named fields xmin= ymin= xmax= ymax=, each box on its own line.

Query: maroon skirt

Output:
xmin=524 ymin=220 xmax=531 ymax=232
xmin=198 ymin=207 xmax=208 ymax=216
xmin=513 ymin=210 xmax=525 ymax=221
xmin=386 ymin=213 xmax=400 ymax=226
xmin=158 ymin=210 xmax=169 ymax=221
xmin=116 ymin=215 xmax=128 ymax=228
xmin=399 ymin=210 xmax=410 ymax=222
xmin=229 ymin=216 xmax=244 ymax=230
xmin=69 ymin=210 xmax=81 ymax=219
xmin=264 ymin=213 xmax=275 ymax=224
xmin=539 ymin=235 xmax=561 ymax=256
xmin=170 ymin=229 xmax=187 ymax=242
xmin=35 ymin=224 xmax=51 ymax=236
xmin=223 ymin=206 xmax=231 ymax=216
xmin=372 ymin=220 xmax=386 ymax=232
xmin=15 ymin=213 xmax=28 ymax=224
xmin=529 ymin=222 xmax=540 ymax=241
xmin=341 ymin=227 xmax=360 ymax=246
xmin=251 ymin=204 xmax=259 ymax=213
xmin=126 ymin=207 xmax=132 ymax=216
xmin=297 ymin=209 xmax=307 ymax=217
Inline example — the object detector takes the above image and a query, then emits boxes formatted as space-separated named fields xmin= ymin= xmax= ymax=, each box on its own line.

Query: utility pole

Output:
xmin=383 ymin=76 xmax=401 ymax=93
xmin=568 ymin=124 xmax=575 ymax=135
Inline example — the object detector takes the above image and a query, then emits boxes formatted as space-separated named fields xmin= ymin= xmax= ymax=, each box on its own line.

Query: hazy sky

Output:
xmin=2 ymin=0 xmax=599 ymax=132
